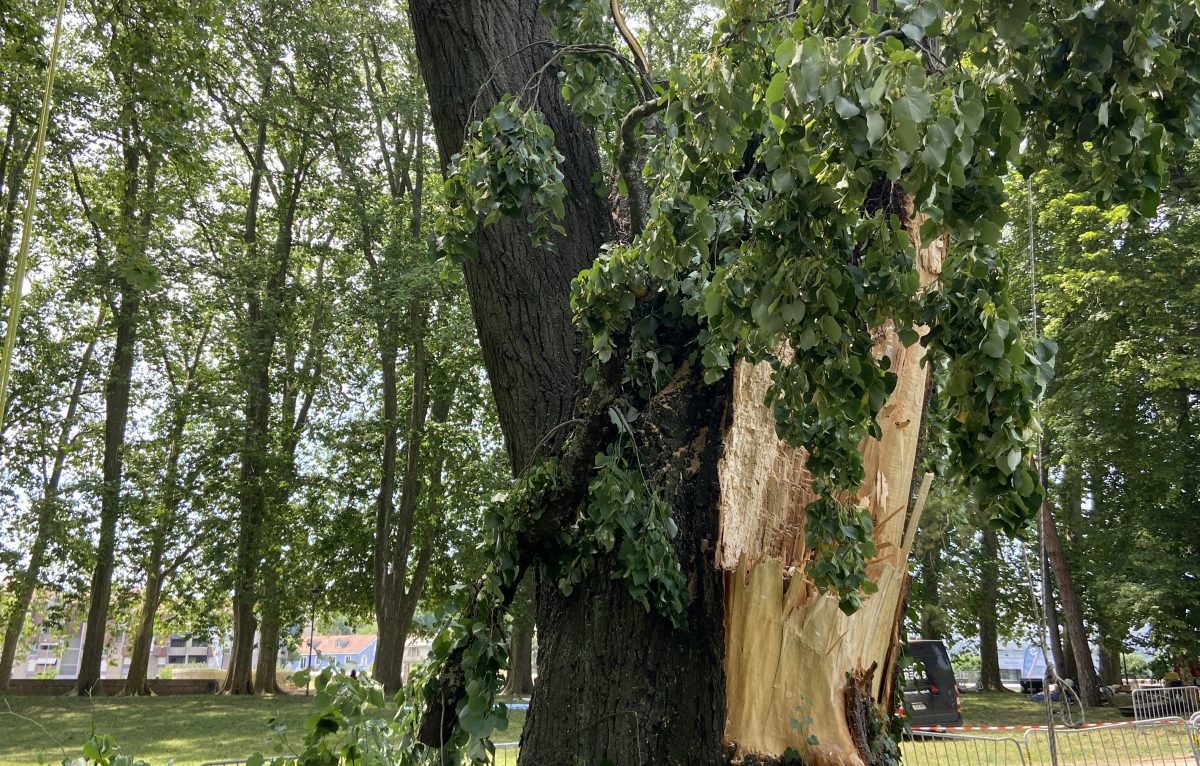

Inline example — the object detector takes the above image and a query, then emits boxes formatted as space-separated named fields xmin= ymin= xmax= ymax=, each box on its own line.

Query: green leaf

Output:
xmin=766 ymin=71 xmax=788 ymax=106
xmin=775 ymin=38 xmax=797 ymax=69
xmin=834 ymin=96 xmax=861 ymax=119
xmin=772 ymin=168 xmax=795 ymax=193
xmin=866 ymin=110 xmax=885 ymax=144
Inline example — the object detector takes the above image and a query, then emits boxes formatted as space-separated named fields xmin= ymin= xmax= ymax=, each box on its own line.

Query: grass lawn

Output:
xmin=1 ymin=695 xmax=318 ymax=765
xmin=960 ymin=689 xmax=1128 ymax=727
xmin=0 ymin=694 xmax=528 ymax=766
xmin=0 ymin=690 xmax=1145 ymax=765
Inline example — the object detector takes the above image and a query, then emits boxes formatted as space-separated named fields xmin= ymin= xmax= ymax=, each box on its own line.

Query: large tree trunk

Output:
xmin=74 ymin=289 xmax=141 ymax=695
xmin=253 ymin=611 xmax=282 ymax=694
xmin=978 ymin=526 xmax=1006 ymax=692
xmin=719 ymin=228 xmax=940 ymax=763
xmin=1041 ymin=500 xmax=1103 ymax=706
xmin=524 ymin=367 xmax=730 ymax=765
xmin=408 ymin=2 xmax=943 ymax=762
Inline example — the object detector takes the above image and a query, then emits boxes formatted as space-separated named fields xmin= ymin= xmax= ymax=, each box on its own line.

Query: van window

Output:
xmin=905 ymin=641 xmax=957 ymax=694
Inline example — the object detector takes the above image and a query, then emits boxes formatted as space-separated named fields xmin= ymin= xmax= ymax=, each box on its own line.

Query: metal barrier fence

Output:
xmin=1026 ymin=717 xmax=1198 ymax=766
xmin=1132 ymin=686 xmax=1200 ymax=721
xmin=901 ymin=730 xmax=1030 ymax=766
xmin=903 ymin=716 xmax=1200 ymax=766
xmin=491 ymin=741 xmax=518 ymax=765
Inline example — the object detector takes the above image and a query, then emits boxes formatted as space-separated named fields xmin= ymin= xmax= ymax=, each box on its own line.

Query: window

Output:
xmin=168 ymin=655 xmax=186 ymax=664
xmin=169 ymin=637 xmax=188 ymax=648
xmin=188 ymin=655 xmax=206 ymax=664
xmin=190 ymin=638 xmax=207 ymax=647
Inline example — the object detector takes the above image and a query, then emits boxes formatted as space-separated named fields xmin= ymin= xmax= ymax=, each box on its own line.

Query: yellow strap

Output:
xmin=0 ymin=0 xmax=69 ymax=432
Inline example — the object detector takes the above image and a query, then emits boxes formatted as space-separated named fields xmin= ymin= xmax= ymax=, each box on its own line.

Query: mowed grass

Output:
xmin=0 ymin=695 xmax=314 ymax=765
xmin=960 ymin=689 xmax=1128 ymax=727
xmin=0 ymin=694 xmax=529 ymax=766
xmin=0 ymin=690 xmax=1176 ymax=766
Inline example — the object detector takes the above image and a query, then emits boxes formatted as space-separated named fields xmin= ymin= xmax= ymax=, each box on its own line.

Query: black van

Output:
xmin=898 ymin=640 xmax=962 ymax=728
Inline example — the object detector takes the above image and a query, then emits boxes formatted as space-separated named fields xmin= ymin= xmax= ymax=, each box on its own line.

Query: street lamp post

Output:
xmin=305 ymin=585 xmax=320 ymax=696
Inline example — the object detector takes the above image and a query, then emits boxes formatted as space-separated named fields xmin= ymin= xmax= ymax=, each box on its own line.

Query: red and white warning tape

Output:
xmin=912 ymin=723 xmax=1112 ymax=732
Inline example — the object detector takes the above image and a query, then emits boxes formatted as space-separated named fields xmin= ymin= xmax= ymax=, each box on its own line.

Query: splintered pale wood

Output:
xmin=718 ymin=219 xmax=944 ymax=765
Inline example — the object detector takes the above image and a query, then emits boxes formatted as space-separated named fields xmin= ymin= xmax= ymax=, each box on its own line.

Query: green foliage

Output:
xmin=555 ymin=434 xmax=688 ymax=624
xmin=64 ymin=729 xmax=149 ymax=766
xmin=1015 ymin=151 xmax=1200 ymax=664
xmin=437 ymin=97 xmax=567 ymax=265
xmin=247 ymin=668 xmax=402 ymax=766
xmin=1123 ymin=653 xmax=1152 ymax=679
xmin=805 ymin=496 xmax=878 ymax=614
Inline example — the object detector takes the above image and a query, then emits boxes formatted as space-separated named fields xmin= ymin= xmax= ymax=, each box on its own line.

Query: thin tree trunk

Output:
xmin=0 ymin=120 xmax=34 ymax=310
xmin=123 ymin=327 xmax=207 ymax=696
xmin=0 ymin=499 xmax=54 ymax=691
xmin=120 ymin=560 xmax=163 ymax=696
xmin=978 ymin=526 xmax=1006 ymax=692
xmin=1041 ymin=501 xmax=1103 ymax=705
xmin=374 ymin=305 xmax=438 ymax=694
xmin=1043 ymin=550 xmax=1068 ymax=680
xmin=222 ymin=92 xmax=282 ymax=694
xmin=0 ymin=325 xmax=98 ymax=691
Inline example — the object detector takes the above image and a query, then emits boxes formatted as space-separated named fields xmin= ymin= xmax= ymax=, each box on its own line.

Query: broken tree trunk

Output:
xmin=720 ymin=220 xmax=943 ymax=764
xmin=408 ymin=2 xmax=945 ymax=761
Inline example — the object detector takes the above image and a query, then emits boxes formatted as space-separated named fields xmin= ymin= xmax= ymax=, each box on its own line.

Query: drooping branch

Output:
xmin=617 ymin=98 xmax=666 ymax=236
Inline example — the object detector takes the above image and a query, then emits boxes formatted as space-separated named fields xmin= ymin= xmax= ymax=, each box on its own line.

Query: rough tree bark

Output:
xmin=0 ymin=326 xmax=98 ymax=691
xmin=977 ymin=525 xmax=1006 ymax=692
xmin=408 ymin=2 xmax=945 ymax=763
xmin=74 ymin=288 xmax=141 ymax=695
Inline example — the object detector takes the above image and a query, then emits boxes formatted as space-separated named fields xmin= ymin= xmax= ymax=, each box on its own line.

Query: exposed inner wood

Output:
xmin=719 ymin=220 xmax=944 ymax=765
